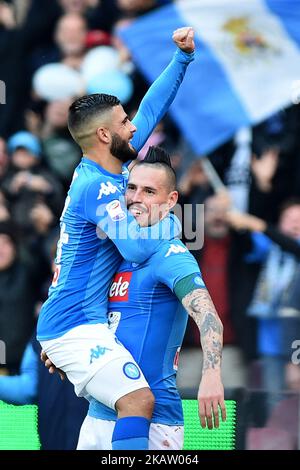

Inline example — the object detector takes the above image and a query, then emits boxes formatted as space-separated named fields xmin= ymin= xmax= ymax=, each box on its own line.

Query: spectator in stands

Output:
xmin=59 ymin=0 xmax=120 ymax=33
xmin=250 ymin=105 xmax=300 ymax=222
xmin=2 ymin=131 xmax=64 ymax=235
xmin=178 ymin=159 xmax=211 ymax=207
xmin=0 ymin=221 xmax=37 ymax=375
xmin=0 ymin=0 xmax=61 ymax=137
xmin=226 ymin=199 xmax=300 ymax=413
xmin=54 ymin=13 xmax=87 ymax=68
xmin=41 ymin=99 xmax=81 ymax=188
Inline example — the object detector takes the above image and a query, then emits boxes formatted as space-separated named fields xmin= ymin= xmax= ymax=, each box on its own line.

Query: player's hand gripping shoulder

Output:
xmin=172 ymin=26 xmax=195 ymax=54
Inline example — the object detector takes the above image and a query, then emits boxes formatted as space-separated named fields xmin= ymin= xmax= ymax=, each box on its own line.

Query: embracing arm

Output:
xmin=174 ymin=274 xmax=226 ymax=429
xmin=84 ymin=180 xmax=181 ymax=263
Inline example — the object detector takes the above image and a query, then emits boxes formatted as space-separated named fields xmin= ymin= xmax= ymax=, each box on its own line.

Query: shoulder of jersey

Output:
xmin=159 ymin=240 xmax=189 ymax=259
xmin=78 ymin=169 xmax=123 ymax=200
xmin=95 ymin=179 xmax=122 ymax=201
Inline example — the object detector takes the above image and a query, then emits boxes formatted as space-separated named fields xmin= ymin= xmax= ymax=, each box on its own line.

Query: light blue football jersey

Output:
xmin=37 ymin=49 xmax=195 ymax=341
xmin=89 ymin=241 xmax=205 ymax=425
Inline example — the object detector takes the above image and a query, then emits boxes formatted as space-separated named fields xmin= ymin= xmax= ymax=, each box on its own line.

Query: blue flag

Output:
xmin=120 ymin=0 xmax=300 ymax=154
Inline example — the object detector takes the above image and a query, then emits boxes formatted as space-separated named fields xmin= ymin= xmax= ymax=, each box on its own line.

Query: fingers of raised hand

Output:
xmin=173 ymin=26 xmax=193 ymax=41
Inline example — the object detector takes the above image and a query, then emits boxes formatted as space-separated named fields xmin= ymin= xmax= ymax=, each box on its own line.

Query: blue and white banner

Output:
xmin=120 ymin=0 xmax=300 ymax=154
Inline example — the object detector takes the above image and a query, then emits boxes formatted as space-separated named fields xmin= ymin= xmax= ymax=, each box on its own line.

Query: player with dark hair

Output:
xmin=76 ymin=146 xmax=226 ymax=450
xmin=38 ymin=28 xmax=195 ymax=450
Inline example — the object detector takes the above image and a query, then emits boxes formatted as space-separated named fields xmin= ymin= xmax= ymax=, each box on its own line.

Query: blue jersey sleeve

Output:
xmin=154 ymin=241 xmax=204 ymax=291
xmin=84 ymin=178 xmax=182 ymax=263
xmin=0 ymin=341 xmax=38 ymax=405
xmin=131 ymin=49 xmax=195 ymax=152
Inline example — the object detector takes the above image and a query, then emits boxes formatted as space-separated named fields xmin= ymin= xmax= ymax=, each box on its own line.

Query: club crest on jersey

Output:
xmin=123 ymin=362 xmax=141 ymax=380
xmin=97 ymin=181 xmax=119 ymax=200
xmin=193 ymin=275 xmax=205 ymax=288
xmin=106 ymin=200 xmax=126 ymax=221
xmin=165 ymin=244 xmax=187 ymax=258
xmin=109 ymin=272 xmax=132 ymax=301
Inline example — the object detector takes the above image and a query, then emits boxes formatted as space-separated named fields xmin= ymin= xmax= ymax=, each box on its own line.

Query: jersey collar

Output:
xmin=82 ymin=156 xmax=124 ymax=181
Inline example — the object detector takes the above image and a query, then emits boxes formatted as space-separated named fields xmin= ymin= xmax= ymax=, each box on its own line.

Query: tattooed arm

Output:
xmin=183 ymin=288 xmax=223 ymax=373
xmin=174 ymin=274 xmax=226 ymax=429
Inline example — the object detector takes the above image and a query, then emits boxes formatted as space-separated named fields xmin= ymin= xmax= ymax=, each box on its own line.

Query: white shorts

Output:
xmin=40 ymin=323 xmax=148 ymax=409
xmin=77 ymin=416 xmax=184 ymax=450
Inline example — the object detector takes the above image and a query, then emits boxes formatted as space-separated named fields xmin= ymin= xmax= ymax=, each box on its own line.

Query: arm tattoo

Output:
xmin=182 ymin=288 xmax=223 ymax=373
xmin=198 ymin=312 xmax=222 ymax=336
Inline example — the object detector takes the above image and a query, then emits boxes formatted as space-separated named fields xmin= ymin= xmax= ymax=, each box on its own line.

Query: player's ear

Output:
xmin=168 ymin=191 xmax=178 ymax=210
xmin=96 ymin=127 xmax=110 ymax=144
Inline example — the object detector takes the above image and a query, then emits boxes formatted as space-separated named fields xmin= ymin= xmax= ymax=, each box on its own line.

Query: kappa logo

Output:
xmin=97 ymin=181 xmax=119 ymax=200
xmin=89 ymin=345 xmax=112 ymax=364
xmin=165 ymin=244 xmax=187 ymax=258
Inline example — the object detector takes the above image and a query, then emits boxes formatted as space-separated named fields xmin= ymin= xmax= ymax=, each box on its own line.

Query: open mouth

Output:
xmin=130 ymin=208 xmax=142 ymax=217
xmin=129 ymin=205 xmax=146 ymax=217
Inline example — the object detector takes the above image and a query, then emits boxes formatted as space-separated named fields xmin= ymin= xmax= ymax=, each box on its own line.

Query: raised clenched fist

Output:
xmin=172 ymin=26 xmax=195 ymax=54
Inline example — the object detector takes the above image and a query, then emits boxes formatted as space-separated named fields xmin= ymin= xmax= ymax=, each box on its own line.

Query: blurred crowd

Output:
xmin=1 ymin=0 xmax=300 ymax=449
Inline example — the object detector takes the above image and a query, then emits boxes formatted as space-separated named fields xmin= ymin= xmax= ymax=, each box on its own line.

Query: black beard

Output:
xmin=110 ymin=133 xmax=138 ymax=163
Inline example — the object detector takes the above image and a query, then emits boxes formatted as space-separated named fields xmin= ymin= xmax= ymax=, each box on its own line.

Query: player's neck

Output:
xmin=84 ymin=148 xmax=123 ymax=175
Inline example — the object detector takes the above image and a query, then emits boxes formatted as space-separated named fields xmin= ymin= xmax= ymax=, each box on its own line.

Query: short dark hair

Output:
xmin=139 ymin=146 xmax=177 ymax=191
xmin=68 ymin=94 xmax=120 ymax=143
